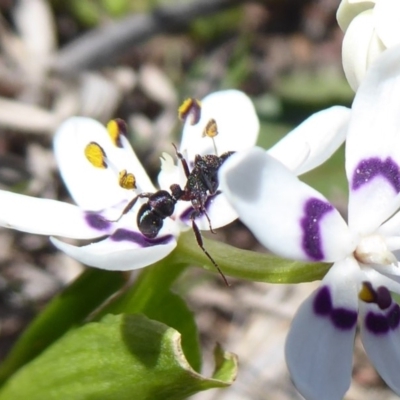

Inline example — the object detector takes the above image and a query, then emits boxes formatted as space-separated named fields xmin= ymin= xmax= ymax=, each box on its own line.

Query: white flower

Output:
xmin=337 ymin=0 xmax=400 ymax=90
xmin=158 ymin=89 xmax=350 ymax=231
xmin=157 ymin=90 xmax=259 ymax=231
xmin=220 ymin=45 xmax=400 ymax=399
xmin=0 ymin=89 xmax=349 ymax=274
xmin=0 ymin=117 xmax=179 ymax=271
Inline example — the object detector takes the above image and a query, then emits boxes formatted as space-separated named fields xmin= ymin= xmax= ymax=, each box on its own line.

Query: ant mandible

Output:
xmin=115 ymin=145 xmax=235 ymax=286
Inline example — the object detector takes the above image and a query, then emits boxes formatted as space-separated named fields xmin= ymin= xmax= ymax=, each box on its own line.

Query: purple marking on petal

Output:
xmin=365 ymin=304 xmax=400 ymax=335
xmin=314 ymin=286 xmax=357 ymax=330
xmin=313 ymin=286 xmax=332 ymax=315
xmin=365 ymin=312 xmax=389 ymax=334
xmin=331 ymin=308 xmax=357 ymax=330
xmin=352 ymin=157 xmax=400 ymax=193
xmin=110 ymin=228 xmax=173 ymax=247
xmin=85 ymin=212 xmax=111 ymax=231
xmin=180 ymin=191 xmax=221 ymax=223
xmin=300 ymin=198 xmax=333 ymax=260
xmin=388 ymin=304 xmax=400 ymax=330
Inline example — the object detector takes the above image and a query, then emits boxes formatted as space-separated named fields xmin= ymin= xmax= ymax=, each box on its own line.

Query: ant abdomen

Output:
xmin=137 ymin=203 xmax=164 ymax=238
xmin=136 ymin=191 xmax=177 ymax=239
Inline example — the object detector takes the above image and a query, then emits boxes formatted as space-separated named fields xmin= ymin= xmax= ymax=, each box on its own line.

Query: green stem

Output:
xmin=174 ymin=231 xmax=331 ymax=283
xmin=0 ymin=268 xmax=125 ymax=385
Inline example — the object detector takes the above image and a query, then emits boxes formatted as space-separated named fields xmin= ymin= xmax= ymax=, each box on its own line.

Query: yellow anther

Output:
xmin=359 ymin=282 xmax=376 ymax=303
xmin=84 ymin=142 xmax=107 ymax=169
xmin=203 ymin=118 xmax=218 ymax=138
xmin=107 ymin=118 xmax=127 ymax=148
xmin=178 ymin=98 xmax=201 ymax=125
xmin=119 ymin=169 xmax=136 ymax=190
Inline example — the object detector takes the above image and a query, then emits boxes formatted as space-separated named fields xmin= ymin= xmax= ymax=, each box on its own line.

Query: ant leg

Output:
xmin=172 ymin=143 xmax=190 ymax=178
xmin=109 ymin=192 xmax=152 ymax=222
xmin=202 ymin=208 xmax=216 ymax=234
xmin=191 ymin=216 xmax=230 ymax=287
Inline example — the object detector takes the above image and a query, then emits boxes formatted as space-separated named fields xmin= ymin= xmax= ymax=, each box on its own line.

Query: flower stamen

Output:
xmin=106 ymin=119 xmax=127 ymax=148
xmin=119 ymin=169 xmax=136 ymax=190
xmin=202 ymin=118 xmax=219 ymax=156
xmin=359 ymin=282 xmax=392 ymax=310
xmin=178 ymin=98 xmax=201 ymax=125
xmin=84 ymin=142 xmax=107 ymax=169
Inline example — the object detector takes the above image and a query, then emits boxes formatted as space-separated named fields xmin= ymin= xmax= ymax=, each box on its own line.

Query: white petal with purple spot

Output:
xmin=51 ymin=233 xmax=177 ymax=271
xmin=0 ymin=190 xmax=109 ymax=239
xmin=285 ymin=259 xmax=359 ymax=400
xmin=219 ymin=147 xmax=355 ymax=262
xmin=346 ymin=44 xmax=400 ymax=233
xmin=360 ymin=300 xmax=400 ymax=395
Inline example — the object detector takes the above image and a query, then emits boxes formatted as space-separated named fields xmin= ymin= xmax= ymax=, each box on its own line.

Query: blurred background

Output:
xmin=0 ymin=0 xmax=395 ymax=399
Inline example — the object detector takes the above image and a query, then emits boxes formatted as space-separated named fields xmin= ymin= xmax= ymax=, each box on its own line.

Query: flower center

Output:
xmin=354 ymin=234 xmax=397 ymax=266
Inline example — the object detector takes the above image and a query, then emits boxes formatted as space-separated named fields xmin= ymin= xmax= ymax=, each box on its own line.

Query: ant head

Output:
xmin=220 ymin=151 xmax=236 ymax=163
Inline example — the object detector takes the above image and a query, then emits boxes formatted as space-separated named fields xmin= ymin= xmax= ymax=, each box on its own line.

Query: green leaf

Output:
xmin=172 ymin=231 xmax=331 ymax=283
xmin=0 ymin=314 xmax=237 ymax=400
xmin=0 ymin=269 xmax=125 ymax=385
xmin=96 ymin=261 xmax=201 ymax=372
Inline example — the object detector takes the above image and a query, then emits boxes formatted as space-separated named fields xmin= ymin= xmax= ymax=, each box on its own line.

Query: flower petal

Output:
xmin=364 ymin=267 xmax=400 ymax=294
xmin=346 ymin=44 xmax=400 ymax=235
xmin=374 ymin=0 xmax=400 ymax=48
xmin=341 ymin=9 xmax=377 ymax=91
xmin=179 ymin=90 xmax=259 ymax=162
xmin=219 ymin=147 xmax=355 ymax=262
xmin=157 ymin=152 xmax=180 ymax=191
xmin=368 ymin=262 xmax=400 ymax=286
xmin=337 ymin=0 xmax=375 ymax=32
xmin=50 ymin=231 xmax=177 ymax=271
xmin=176 ymin=192 xmax=237 ymax=230
xmin=54 ymin=117 xmax=155 ymax=211
xmin=0 ymin=190 xmax=110 ymax=239
xmin=285 ymin=259 xmax=359 ymax=400
xmin=267 ymin=106 xmax=350 ymax=175
xmin=360 ymin=300 xmax=400 ymax=395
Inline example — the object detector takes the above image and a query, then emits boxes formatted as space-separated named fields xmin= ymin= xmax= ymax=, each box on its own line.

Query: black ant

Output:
xmin=115 ymin=145 xmax=235 ymax=286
